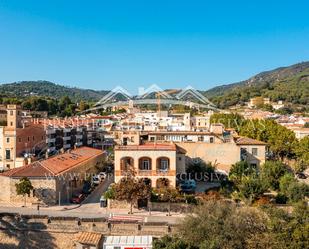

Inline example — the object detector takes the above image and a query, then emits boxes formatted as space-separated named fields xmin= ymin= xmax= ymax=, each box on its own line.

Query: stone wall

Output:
xmin=0 ymin=176 xmax=11 ymax=202
xmin=0 ymin=214 xmax=173 ymax=237
xmin=9 ymin=177 xmax=57 ymax=205
xmin=149 ymin=201 xmax=192 ymax=213
xmin=108 ymin=199 xmax=192 ymax=213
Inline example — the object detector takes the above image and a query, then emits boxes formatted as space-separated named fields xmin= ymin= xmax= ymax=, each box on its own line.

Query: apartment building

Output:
xmin=44 ymin=116 xmax=115 ymax=154
xmin=0 ymin=105 xmax=45 ymax=171
xmin=115 ymin=122 xmax=266 ymax=174
xmin=114 ymin=143 xmax=186 ymax=187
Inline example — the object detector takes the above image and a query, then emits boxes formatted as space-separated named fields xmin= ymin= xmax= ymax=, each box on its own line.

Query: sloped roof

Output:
xmin=75 ymin=232 xmax=102 ymax=246
xmin=0 ymin=147 xmax=103 ymax=178
xmin=235 ymin=137 xmax=267 ymax=145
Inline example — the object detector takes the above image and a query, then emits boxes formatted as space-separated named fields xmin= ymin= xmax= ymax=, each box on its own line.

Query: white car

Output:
xmin=92 ymin=176 xmax=100 ymax=186
xmin=98 ymin=172 xmax=106 ymax=181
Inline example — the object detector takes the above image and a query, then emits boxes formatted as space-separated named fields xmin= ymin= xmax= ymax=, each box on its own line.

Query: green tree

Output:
xmin=114 ymin=176 xmax=151 ymax=214
xmin=177 ymin=200 xmax=268 ymax=249
xmin=157 ymin=187 xmax=179 ymax=216
xmin=279 ymin=173 xmax=296 ymax=195
xmin=229 ymin=161 xmax=256 ymax=186
xmin=15 ymin=177 xmax=34 ymax=206
xmin=285 ymin=182 xmax=309 ymax=203
xmin=239 ymin=119 xmax=297 ymax=160
xmin=294 ymin=136 xmax=309 ymax=172
xmin=238 ymin=176 xmax=267 ymax=202
xmin=153 ymin=235 xmax=191 ymax=249
xmin=260 ymin=161 xmax=287 ymax=190
xmin=210 ymin=113 xmax=245 ymax=131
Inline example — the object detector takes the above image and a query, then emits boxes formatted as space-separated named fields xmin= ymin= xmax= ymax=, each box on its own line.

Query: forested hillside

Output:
xmin=0 ymin=81 xmax=108 ymax=102
xmin=204 ymin=62 xmax=309 ymax=109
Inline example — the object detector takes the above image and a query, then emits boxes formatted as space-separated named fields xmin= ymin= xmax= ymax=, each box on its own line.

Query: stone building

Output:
xmin=0 ymin=146 xmax=105 ymax=205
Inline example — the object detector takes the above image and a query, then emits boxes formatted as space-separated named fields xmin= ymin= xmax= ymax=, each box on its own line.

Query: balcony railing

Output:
xmin=138 ymin=170 xmax=153 ymax=176
xmin=75 ymin=134 xmax=83 ymax=139
xmin=63 ymin=144 xmax=71 ymax=149
xmin=63 ymin=136 xmax=71 ymax=141
xmin=46 ymin=138 xmax=56 ymax=143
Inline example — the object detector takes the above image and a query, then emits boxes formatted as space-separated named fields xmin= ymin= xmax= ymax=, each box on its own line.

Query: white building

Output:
xmin=103 ymin=236 xmax=153 ymax=249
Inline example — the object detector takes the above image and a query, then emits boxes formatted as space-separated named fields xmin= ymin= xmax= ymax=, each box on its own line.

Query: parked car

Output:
xmin=70 ymin=193 xmax=85 ymax=204
xmin=82 ymin=181 xmax=93 ymax=194
xmin=98 ymin=172 xmax=106 ymax=181
xmin=180 ymin=179 xmax=197 ymax=193
xmin=92 ymin=176 xmax=100 ymax=186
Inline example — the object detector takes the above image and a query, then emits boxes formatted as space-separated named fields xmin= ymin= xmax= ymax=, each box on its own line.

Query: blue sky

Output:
xmin=0 ymin=0 xmax=308 ymax=93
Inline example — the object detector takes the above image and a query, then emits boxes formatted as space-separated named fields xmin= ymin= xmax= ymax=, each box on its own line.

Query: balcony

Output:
xmin=137 ymin=170 xmax=153 ymax=176
xmin=63 ymin=144 xmax=71 ymax=149
xmin=75 ymin=141 xmax=83 ymax=147
xmin=46 ymin=129 xmax=55 ymax=135
xmin=76 ymin=127 xmax=83 ymax=132
xmin=63 ymin=128 xmax=71 ymax=133
xmin=46 ymin=138 xmax=56 ymax=143
xmin=75 ymin=134 xmax=83 ymax=139
xmin=63 ymin=136 xmax=71 ymax=141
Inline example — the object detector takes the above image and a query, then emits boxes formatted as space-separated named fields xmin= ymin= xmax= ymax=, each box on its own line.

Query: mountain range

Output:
xmin=0 ymin=61 xmax=308 ymax=108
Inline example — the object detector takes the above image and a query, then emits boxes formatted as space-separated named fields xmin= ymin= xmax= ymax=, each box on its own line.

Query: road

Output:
xmin=0 ymin=175 xmax=183 ymax=224
xmin=83 ymin=177 xmax=112 ymax=204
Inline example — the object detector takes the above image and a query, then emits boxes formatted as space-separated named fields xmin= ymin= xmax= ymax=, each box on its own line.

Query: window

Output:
xmin=10 ymin=122 xmax=13 ymax=126
xmin=160 ymin=159 xmax=169 ymax=170
xmin=142 ymin=159 xmax=150 ymax=170
xmin=6 ymin=138 xmax=9 ymax=143
xmin=6 ymin=164 xmax=10 ymax=169
xmin=5 ymin=149 xmax=10 ymax=160
xmin=33 ymin=136 xmax=35 ymax=141
xmin=18 ymin=138 xmax=22 ymax=142
xmin=27 ymin=136 xmax=30 ymax=142
xmin=252 ymin=148 xmax=258 ymax=156
xmin=210 ymin=137 xmax=214 ymax=143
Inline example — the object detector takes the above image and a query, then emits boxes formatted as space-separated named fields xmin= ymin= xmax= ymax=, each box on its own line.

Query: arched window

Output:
xmin=157 ymin=157 xmax=170 ymax=171
xmin=139 ymin=157 xmax=152 ymax=170
xmin=120 ymin=157 xmax=134 ymax=171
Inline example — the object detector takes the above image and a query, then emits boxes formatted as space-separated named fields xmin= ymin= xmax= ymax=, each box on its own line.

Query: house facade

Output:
xmin=114 ymin=143 xmax=186 ymax=187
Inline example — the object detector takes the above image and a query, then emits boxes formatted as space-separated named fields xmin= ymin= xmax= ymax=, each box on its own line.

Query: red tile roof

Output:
xmin=115 ymin=143 xmax=177 ymax=151
xmin=235 ymin=137 xmax=267 ymax=145
xmin=75 ymin=232 xmax=102 ymax=246
xmin=0 ymin=147 xmax=104 ymax=178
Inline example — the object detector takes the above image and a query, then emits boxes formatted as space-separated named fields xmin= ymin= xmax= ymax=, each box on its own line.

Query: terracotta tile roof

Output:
xmin=75 ymin=232 xmax=102 ymax=246
xmin=41 ymin=147 xmax=103 ymax=175
xmin=0 ymin=147 xmax=104 ymax=178
xmin=0 ymin=166 xmax=27 ymax=177
xmin=115 ymin=143 xmax=177 ymax=151
xmin=235 ymin=137 xmax=267 ymax=145
xmin=2 ymin=162 xmax=53 ymax=178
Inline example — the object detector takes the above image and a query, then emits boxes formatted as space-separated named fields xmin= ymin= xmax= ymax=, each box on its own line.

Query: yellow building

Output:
xmin=114 ymin=143 xmax=186 ymax=187
xmin=0 ymin=105 xmax=45 ymax=171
